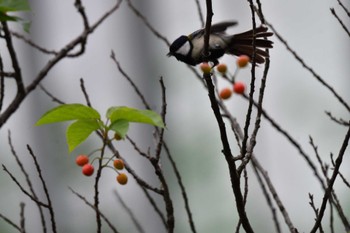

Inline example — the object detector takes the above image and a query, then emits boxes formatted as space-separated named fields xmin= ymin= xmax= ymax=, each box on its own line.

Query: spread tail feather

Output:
xmin=227 ymin=25 xmax=273 ymax=64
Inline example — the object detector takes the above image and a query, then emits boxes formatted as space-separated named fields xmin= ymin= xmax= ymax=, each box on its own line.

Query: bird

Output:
xmin=167 ymin=21 xmax=273 ymax=66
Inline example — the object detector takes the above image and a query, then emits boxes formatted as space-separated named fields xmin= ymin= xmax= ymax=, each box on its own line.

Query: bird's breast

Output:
xmin=191 ymin=35 xmax=228 ymax=61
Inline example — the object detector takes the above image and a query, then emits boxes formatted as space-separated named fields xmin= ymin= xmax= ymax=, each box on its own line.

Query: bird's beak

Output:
xmin=167 ymin=52 xmax=172 ymax=57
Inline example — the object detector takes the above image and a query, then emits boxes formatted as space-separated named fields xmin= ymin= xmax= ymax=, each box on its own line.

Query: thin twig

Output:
xmin=240 ymin=0 xmax=258 ymax=163
xmin=39 ymin=84 xmax=65 ymax=104
xmin=80 ymin=78 xmax=92 ymax=107
xmin=336 ymin=0 xmax=350 ymax=17
xmin=75 ymin=0 xmax=89 ymax=29
xmin=2 ymin=164 xmax=49 ymax=208
xmin=7 ymin=131 xmax=48 ymax=233
xmin=0 ymin=212 xmax=21 ymax=231
xmin=310 ymin=124 xmax=350 ymax=233
xmin=140 ymin=187 xmax=167 ymax=227
xmin=0 ymin=54 xmax=4 ymax=112
xmin=27 ymin=145 xmax=57 ymax=233
xmin=202 ymin=0 xmax=213 ymax=59
xmin=110 ymin=51 xmax=151 ymax=110
xmin=193 ymin=0 xmax=204 ymax=27
xmin=252 ymin=156 xmax=298 ymax=233
xmin=113 ymin=190 xmax=144 ymax=233
xmin=325 ymin=111 xmax=350 ymax=126
xmin=19 ymin=203 xmax=26 ymax=233
xmin=238 ymin=2 xmax=272 ymax=172
xmin=126 ymin=0 xmax=170 ymax=46
xmin=93 ymin=142 xmax=107 ymax=233
xmin=202 ymin=1 xmax=254 ymax=231
xmin=69 ymin=188 xmax=119 ymax=233
xmin=251 ymin=160 xmax=281 ymax=233
xmin=265 ymin=20 xmax=350 ymax=112
xmin=309 ymin=194 xmax=324 ymax=233
xmin=154 ymin=77 xmax=166 ymax=161
xmin=148 ymin=155 xmax=174 ymax=232
xmin=0 ymin=0 xmax=123 ymax=127
xmin=330 ymin=8 xmax=350 ymax=37
xmin=162 ymin=142 xmax=197 ymax=233
xmin=330 ymin=154 xmax=350 ymax=188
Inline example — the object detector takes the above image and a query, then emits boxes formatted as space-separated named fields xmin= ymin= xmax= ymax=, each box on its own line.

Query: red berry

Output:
xmin=233 ymin=82 xmax=245 ymax=94
xmin=219 ymin=88 xmax=232 ymax=100
xmin=200 ymin=63 xmax=211 ymax=74
xmin=76 ymin=155 xmax=89 ymax=166
xmin=216 ymin=63 xmax=227 ymax=74
xmin=236 ymin=55 xmax=250 ymax=68
xmin=116 ymin=173 xmax=128 ymax=185
xmin=113 ymin=159 xmax=124 ymax=170
xmin=82 ymin=164 xmax=94 ymax=176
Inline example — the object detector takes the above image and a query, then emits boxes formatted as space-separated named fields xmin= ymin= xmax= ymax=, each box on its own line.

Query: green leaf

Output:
xmin=0 ymin=0 xmax=30 ymax=12
xmin=107 ymin=106 xmax=165 ymax=128
xmin=36 ymin=104 xmax=101 ymax=126
xmin=66 ymin=119 xmax=100 ymax=152
xmin=0 ymin=12 xmax=19 ymax=21
xmin=109 ymin=120 xmax=129 ymax=138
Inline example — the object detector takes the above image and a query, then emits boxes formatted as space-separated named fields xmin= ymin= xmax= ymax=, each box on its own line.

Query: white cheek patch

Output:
xmin=176 ymin=41 xmax=190 ymax=56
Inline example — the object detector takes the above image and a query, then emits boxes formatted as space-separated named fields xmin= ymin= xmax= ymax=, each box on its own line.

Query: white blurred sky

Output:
xmin=0 ymin=0 xmax=349 ymax=232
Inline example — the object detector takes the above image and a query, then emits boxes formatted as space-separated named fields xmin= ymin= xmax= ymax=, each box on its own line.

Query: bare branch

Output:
xmin=330 ymin=8 xmax=350 ymax=37
xmin=19 ymin=203 xmax=26 ymax=233
xmin=26 ymin=145 xmax=57 ymax=233
xmin=0 ymin=212 xmax=21 ymax=231
xmin=39 ymin=84 xmax=65 ymax=104
xmin=193 ymin=0 xmax=204 ymax=27
xmin=80 ymin=78 xmax=92 ymax=107
xmin=264 ymin=20 xmax=350 ymax=112
xmin=0 ymin=0 xmax=123 ymax=127
xmin=113 ymin=190 xmax=145 ymax=233
xmin=252 ymin=157 xmax=298 ymax=233
xmin=310 ymin=124 xmax=350 ymax=233
xmin=7 ymin=131 xmax=48 ymax=233
xmin=70 ymin=188 xmax=119 ymax=233
xmin=126 ymin=0 xmax=170 ymax=46
xmin=336 ymin=0 xmax=350 ymax=17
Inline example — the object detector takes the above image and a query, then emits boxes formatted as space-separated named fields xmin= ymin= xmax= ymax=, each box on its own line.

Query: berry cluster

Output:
xmin=200 ymin=55 xmax=250 ymax=100
xmin=75 ymin=154 xmax=128 ymax=185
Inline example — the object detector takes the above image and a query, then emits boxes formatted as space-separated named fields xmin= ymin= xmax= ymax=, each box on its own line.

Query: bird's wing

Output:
xmin=210 ymin=21 xmax=238 ymax=33
xmin=189 ymin=21 xmax=238 ymax=39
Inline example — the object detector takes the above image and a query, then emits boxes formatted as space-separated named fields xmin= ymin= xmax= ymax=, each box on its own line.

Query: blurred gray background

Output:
xmin=0 ymin=0 xmax=349 ymax=232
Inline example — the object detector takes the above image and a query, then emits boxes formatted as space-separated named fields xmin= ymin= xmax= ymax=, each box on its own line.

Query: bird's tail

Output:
xmin=227 ymin=25 xmax=273 ymax=64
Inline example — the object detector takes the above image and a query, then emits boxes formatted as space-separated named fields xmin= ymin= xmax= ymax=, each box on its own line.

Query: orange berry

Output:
xmin=116 ymin=173 xmax=128 ymax=185
xmin=216 ymin=63 xmax=227 ymax=74
xmin=82 ymin=164 xmax=94 ymax=176
xmin=236 ymin=55 xmax=250 ymax=68
xmin=200 ymin=62 xmax=211 ymax=74
xmin=219 ymin=88 xmax=232 ymax=100
xmin=76 ymin=155 xmax=89 ymax=166
xmin=113 ymin=159 xmax=124 ymax=170
xmin=233 ymin=82 xmax=246 ymax=94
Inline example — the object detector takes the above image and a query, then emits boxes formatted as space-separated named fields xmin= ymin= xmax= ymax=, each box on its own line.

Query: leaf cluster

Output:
xmin=36 ymin=104 xmax=165 ymax=152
